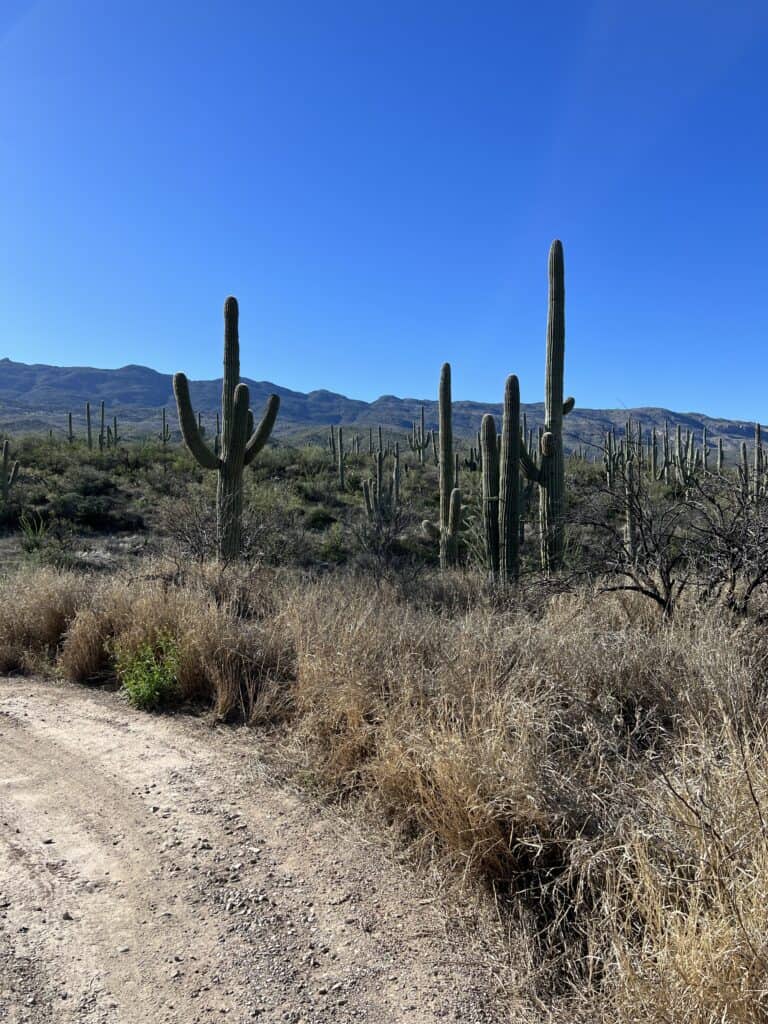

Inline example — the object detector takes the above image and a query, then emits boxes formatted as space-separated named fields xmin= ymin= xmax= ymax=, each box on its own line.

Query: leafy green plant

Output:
xmin=114 ymin=631 xmax=180 ymax=711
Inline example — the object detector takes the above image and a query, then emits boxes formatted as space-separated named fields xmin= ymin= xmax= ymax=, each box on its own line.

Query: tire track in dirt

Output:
xmin=0 ymin=678 xmax=501 ymax=1023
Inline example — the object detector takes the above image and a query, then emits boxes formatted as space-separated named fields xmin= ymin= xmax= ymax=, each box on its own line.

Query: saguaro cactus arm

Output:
xmin=446 ymin=487 xmax=462 ymax=562
xmin=244 ymin=394 xmax=281 ymax=465
xmin=173 ymin=373 xmax=220 ymax=470
xmin=230 ymin=383 xmax=251 ymax=470
xmin=520 ymin=441 xmax=541 ymax=483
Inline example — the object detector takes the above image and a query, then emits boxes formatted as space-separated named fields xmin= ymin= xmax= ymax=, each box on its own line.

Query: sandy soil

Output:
xmin=0 ymin=677 xmax=502 ymax=1023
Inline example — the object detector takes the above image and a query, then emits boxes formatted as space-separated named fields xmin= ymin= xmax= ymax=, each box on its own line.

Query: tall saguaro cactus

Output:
xmin=480 ymin=414 xmax=500 ymax=579
xmin=422 ymin=363 xmax=461 ymax=568
xmin=499 ymin=374 xmax=521 ymax=581
xmin=173 ymin=297 xmax=280 ymax=561
xmin=480 ymin=375 xmax=521 ymax=583
xmin=526 ymin=240 xmax=574 ymax=573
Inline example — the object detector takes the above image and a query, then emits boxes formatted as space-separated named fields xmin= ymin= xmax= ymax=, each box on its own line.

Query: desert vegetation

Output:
xmin=2 ymin=241 xmax=768 ymax=1021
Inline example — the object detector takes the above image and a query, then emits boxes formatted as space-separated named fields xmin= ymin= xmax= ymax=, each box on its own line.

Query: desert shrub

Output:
xmin=114 ymin=630 xmax=180 ymax=710
xmin=56 ymin=563 xmax=295 ymax=717
xmin=302 ymin=506 xmax=337 ymax=531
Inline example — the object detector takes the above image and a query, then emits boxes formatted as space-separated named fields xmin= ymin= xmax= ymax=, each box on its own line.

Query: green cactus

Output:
xmin=86 ymin=402 xmax=92 ymax=451
xmin=1 ymin=440 xmax=19 ymax=506
xmin=422 ymin=363 xmax=461 ymax=568
xmin=67 ymin=412 xmax=74 ymax=445
xmin=499 ymin=375 xmax=521 ymax=582
xmin=362 ymin=478 xmax=376 ymax=521
xmin=625 ymin=454 xmax=637 ymax=559
xmin=740 ymin=440 xmax=750 ymax=500
xmin=161 ymin=408 xmax=172 ymax=447
xmin=363 ymin=446 xmax=397 ymax=522
xmin=337 ymin=426 xmax=346 ymax=490
xmin=173 ymin=296 xmax=280 ymax=561
xmin=374 ymin=446 xmax=384 ymax=505
xmin=754 ymin=423 xmax=764 ymax=500
xmin=98 ymin=401 xmax=106 ymax=452
xmin=480 ymin=414 xmax=500 ymax=580
xmin=479 ymin=376 xmax=521 ymax=583
xmin=604 ymin=428 xmax=624 ymax=489
xmin=408 ymin=406 xmax=432 ymax=463
xmin=521 ymin=240 xmax=574 ymax=573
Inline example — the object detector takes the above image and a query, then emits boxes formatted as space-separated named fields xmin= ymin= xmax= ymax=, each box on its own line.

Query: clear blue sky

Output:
xmin=2 ymin=2 xmax=767 ymax=418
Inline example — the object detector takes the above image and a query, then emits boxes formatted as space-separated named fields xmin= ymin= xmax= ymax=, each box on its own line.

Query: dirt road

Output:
xmin=0 ymin=677 xmax=500 ymax=1023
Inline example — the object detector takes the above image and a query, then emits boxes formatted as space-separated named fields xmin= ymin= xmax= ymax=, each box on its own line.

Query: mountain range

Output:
xmin=0 ymin=357 xmax=759 ymax=453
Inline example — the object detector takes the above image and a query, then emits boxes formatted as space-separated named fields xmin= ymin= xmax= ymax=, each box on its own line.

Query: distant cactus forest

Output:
xmin=3 ymin=240 xmax=766 ymax=607
xmin=4 ymin=243 xmax=768 ymax=1022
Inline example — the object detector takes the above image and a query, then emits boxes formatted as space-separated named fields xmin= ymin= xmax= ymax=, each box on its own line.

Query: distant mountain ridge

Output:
xmin=0 ymin=357 xmax=759 ymax=451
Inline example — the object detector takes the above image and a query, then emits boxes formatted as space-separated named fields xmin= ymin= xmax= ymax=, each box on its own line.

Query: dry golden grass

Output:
xmin=2 ymin=562 xmax=768 ymax=1020
xmin=0 ymin=567 xmax=89 ymax=673
xmin=55 ymin=564 xmax=294 ymax=715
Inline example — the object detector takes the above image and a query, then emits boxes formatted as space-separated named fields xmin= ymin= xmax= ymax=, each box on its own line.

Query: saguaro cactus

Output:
xmin=392 ymin=443 xmax=400 ymax=508
xmin=98 ymin=401 xmax=106 ymax=451
xmin=499 ymin=374 xmax=521 ymax=581
xmin=524 ymin=240 xmax=574 ymax=573
xmin=480 ymin=414 xmax=500 ymax=579
xmin=337 ymin=426 xmax=346 ymax=490
xmin=173 ymin=296 xmax=280 ymax=560
xmin=86 ymin=402 xmax=93 ymax=451
xmin=1 ymin=440 xmax=19 ymax=506
xmin=480 ymin=376 xmax=521 ymax=583
xmin=161 ymin=408 xmax=172 ymax=448
xmin=408 ymin=406 xmax=432 ymax=464
xmin=422 ymin=363 xmax=461 ymax=568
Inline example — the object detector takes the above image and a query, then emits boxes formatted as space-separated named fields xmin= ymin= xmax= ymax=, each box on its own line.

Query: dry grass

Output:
xmin=0 ymin=567 xmax=90 ymax=673
xmin=281 ymin=578 xmax=768 ymax=1020
xmin=2 ymin=562 xmax=767 ymax=1020
xmin=39 ymin=563 xmax=293 ymax=716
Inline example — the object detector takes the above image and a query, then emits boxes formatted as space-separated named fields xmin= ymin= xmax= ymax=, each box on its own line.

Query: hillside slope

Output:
xmin=0 ymin=357 xmax=759 ymax=450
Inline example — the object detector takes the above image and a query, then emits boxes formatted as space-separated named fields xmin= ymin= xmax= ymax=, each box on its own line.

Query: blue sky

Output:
xmin=1 ymin=2 xmax=767 ymax=418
